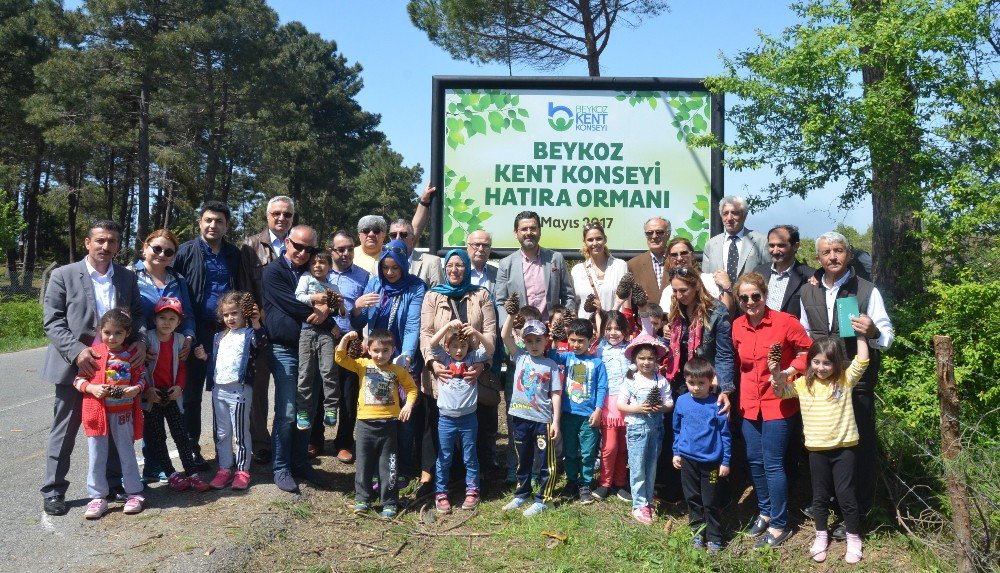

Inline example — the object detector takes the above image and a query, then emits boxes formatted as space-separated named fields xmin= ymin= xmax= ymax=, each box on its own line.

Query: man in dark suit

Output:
xmin=627 ymin=217 xmax=671 ymax=301
xmin=495 ymin=211 xmax=576 ymax=323
xmin=753 ymin=225 xmax=815 ymax=319
xmin=239 ymin=195 xmax=295 ymax=465
xmin=40 ymin=220 xmax=147 ymax=516
xmin=466 ymin=230 xmax=497 ymax=292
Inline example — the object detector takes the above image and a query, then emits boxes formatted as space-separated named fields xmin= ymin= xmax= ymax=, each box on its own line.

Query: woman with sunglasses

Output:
xmin=731 ymin=272 xmax=812 ymax=549
xmin=656 ymin=266 xmax=736 ymax=499
xmin=657 ymin=238 xmax=735 ymax=314
xmin=129 ymin=229 xmax=197 ymax=483
xmin=571 ymin=221 xmax=628 ymax=319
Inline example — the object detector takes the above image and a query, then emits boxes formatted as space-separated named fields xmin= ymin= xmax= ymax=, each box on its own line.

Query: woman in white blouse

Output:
xmin=571 ymin=221 xmax=629 ymax=319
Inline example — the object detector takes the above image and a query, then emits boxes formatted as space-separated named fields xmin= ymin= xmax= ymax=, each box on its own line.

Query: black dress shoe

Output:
xmin=107 ymin=487 xmax=129 ymax=503
xmin=748 ymin=515 xmax=770 ymax=537
xmin=252 ymin=449 xmax=272 ymax=465
xmin=193 ymin=453 xmax=211 ymax=472
xmin=755 ymin=528 xmax=792 ymax=549
xmin=43 ymin=495 xmax=67 ymax=516
xmin=831 ymin=523 xmax=847 ymax=541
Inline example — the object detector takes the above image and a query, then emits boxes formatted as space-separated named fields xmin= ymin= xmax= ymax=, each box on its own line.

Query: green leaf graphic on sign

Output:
xmin=677 ymin=191 xmax=711 ymax=250
xmin=441 ymin=166 xmax=496 ymax=246
xmin=444 ymin=89 xmax=531 ymax=148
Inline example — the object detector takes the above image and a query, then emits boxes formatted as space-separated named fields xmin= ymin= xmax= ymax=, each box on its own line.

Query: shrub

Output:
xmin=0 ymin=297 xmax=45 ymax=340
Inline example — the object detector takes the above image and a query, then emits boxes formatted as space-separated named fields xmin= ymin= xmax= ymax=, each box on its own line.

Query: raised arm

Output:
xmin=411 ymin=183 xmax=436 ymax=243
xmin=500 ymin=312 xmax=519 ymax=356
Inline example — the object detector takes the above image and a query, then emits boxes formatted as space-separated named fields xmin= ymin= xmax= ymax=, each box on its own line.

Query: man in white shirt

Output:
xmin=466 ymin=230 xmax=497 ymax=291
xmin=701 ymin=195 xmax=769 ymax=286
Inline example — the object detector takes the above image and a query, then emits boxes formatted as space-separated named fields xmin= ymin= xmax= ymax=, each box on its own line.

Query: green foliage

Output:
xmin=672 ymin=191 xmax=710 ymax=250
xmin=441 ymin=166 xmax=491 ymax=246
xmin=663 ymin=91 xmax=711 ymax=143
xmin=445 ymin=89 xmax=528 ymax=149
xmin=798 ymin=223 xmax=872 ymax=265
xmin=0 ymin=200 xmax=25 ymax=251
xmin=342 ymin=143 xmax=424 ymax=237
xmin=0 ymin=298 xmax=45 ymax=340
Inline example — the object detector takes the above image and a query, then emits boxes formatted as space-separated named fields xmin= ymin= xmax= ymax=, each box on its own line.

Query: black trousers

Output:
xmin=144 ymin=400 xmax=198 ymax=476
xmin=183 ymin=324 xmax=218 ymax=455
xmin=421 ymin=395 xmax=440 ymax=475
xmin=810 ymin=447 xmax=860 ymax=535
xmin=476 ymin=402 xmax=499 ymax=469
xmin=680 ymin=457 xmax=725 ymax=543
xmin=355 ymin=419 xmax=399 ymax=505
xmin=332 ymin=365 xmax=360 ymax=453
xmin=852 ymin=391 xmax=877 ymax=515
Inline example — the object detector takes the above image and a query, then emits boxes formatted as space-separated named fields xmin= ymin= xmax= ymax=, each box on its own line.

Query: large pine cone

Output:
xmin=583 ymin=294 xmax=597 ymax=313
xmin=645 ymin=386 xmax=663 ymax=409
xmin=347 ymin=336 xmax=364 ymax=359
xmin=326 ymin=290 xmax=345 ymax=316
xmin=512 ymin=312 xmax=526 ymax=331
xmin=630 ymin=286 xmax=648 ymax=309
xmin=453 ymin=327 xmax=468 ymax=346
xmin=551 ymin=318 xmax=567 ymax=341
xmin=504 ymin=292 xmax=520 ymax=318
xmin=107 ymin=386 xmax=125 ymax=399
xmin=240 ymin=293 xmax=256 ymax=318
xmin=616 ymin=271 xmax=635 ymax=300
xmin=768 ymin=342 xmax=782 ymax=365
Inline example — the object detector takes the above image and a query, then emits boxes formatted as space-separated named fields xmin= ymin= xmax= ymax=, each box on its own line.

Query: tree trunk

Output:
xmin=579 ymin=0 xmax=600 ymax=76
xmin=120 ymin=150 xmax=135 ymax=251
xmin=65 ymin=163 xmax=79 ymax=263
xmin=105 ymin=152 xmax=116 ymax=219
xmin=23 ymin=142 xmax=44 ymax=274
xmin=137 ymin=70 xmax=152 ymax=246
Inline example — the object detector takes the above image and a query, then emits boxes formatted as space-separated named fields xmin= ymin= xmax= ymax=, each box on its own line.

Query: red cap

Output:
xmin=154 ymin=297 xmax=184 ymax=318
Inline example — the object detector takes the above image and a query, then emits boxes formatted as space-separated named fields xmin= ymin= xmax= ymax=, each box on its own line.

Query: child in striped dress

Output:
xmin=771 ymin=334 xmax=869 ymax=565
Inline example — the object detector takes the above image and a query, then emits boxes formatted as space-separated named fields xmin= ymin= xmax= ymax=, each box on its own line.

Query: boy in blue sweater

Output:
xmin=550 ymin=318 xmax=608 ymax=504
xmin=672 ymin=358 xmax=731 ymax=553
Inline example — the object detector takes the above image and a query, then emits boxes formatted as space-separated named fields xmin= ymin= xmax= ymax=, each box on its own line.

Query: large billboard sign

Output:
xmin=430 ymin=76 xmax=723 ymax=257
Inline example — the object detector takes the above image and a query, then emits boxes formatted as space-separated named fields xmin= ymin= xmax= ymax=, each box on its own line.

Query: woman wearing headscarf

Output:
xmin=352 ymin=239 xmax=427 ymax=482
xmin=417 ymin=249 xmax=498 ymax=494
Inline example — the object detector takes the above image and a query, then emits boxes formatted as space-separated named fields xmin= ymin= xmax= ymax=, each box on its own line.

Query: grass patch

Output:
xmin=0 ymin=335 xmax=47 ymax=354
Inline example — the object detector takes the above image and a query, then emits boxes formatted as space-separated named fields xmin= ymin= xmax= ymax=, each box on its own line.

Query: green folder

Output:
xmin=836 ymin=296 xmax=860 ymax=337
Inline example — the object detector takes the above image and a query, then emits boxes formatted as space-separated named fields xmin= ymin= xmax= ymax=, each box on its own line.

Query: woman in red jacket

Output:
xmin=731 ymin=272 xmax=812 ymax=549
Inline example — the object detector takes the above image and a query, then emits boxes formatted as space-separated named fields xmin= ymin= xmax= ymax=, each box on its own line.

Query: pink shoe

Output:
xmin=167 ymin=472 xmax=191 ymax=492
xmin=123 ymin=495 xmax=145 ymax=514
xmin=188 ymin=473 xmax=211 ymax=492
xmin=632 ymin=506 xmax=653 ymax=525
xmin=84 ymin=498 xmax=108 ymax=520
xmin=845 ymin=533 xmax=863 ymax=564
xmin=231 ymin=471 xmax=251 ymax=490
xmin=209 ymin=468 xmax=234 ymax=489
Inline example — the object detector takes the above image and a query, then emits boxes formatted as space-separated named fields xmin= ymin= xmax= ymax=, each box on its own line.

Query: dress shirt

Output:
xmin=268 ymin=230 xmax=284 ymax=259
xmin=766 ymin=264 xmax=793 ymax=311
xmin=328 ymin=264 xmax=370 ymax=333
xmin=85 ymin=258 xmax=115 ymax=320
xmin=650 ymin=251 xmax=666 ymax=287
xmin=353 ymin=246 xmax=379 ymax=275
xmin=470 ymin=265 xmax=490 ymax=288
xmin=200 ymin=237 xmax=231 ymax=319
xmin=799 ymin=269 xmax=894 ymax=349
xmin=522 ymin=250 xmax=547 ymax=318
xmin=726 ymin=228 xmax=748 ymax=260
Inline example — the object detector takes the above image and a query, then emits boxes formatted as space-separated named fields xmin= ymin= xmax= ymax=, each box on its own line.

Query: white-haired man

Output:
xmin=701 ymin=195 xmax=769 ymax=287
xmin=354 ymin=214 xmax=387 ymax=274
xmin=627 ymin=216 xmax=672 ymax=303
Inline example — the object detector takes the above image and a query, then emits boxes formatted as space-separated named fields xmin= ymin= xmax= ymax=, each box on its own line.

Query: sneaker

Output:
xmin=616 ymin=488 xmax=633 ymax=502
xmin=522 ymin=501 xmax=548 ymax=517
xmin=578 ymin=486 xmax=595 ymax=505
xmin=142 ymin=470 xmax=167 ymax=485
xmin=353 ymin=501 xmax=370 ymax=514
xmin=84 ymin=498 xmax=108 ymax=520
xmin=592 ymin=485 xmax=611 ymax=500
xmin=167 ymin=472 xmax=191 ymax=492
xmin=296 ymin=411 xmax=311 ymax=430
xmin=324 ymin=409 xmax=338 ymax=426
xmin=632 ymin=506 xmax=652 ymax=525
xmin=188 ymin=473 xmax=211 ymax=493
xmin=706 ymin=541 xmax=722 ymax=554
xmin=123 ymin=495 xmax=145 ymax=514
xmin=209 ymin=468 xmax=234 ymax=489
xmin=274 ymin=469 xmax=299 ymax=493
xmin=692 ymin=536 xmax=704 ymax=550
xmin=380 ymin=505 xmax=397 ymax=519
xmin=559 ymin=483 xmax=579 ymax=500
xmin=503 ymin=497 xmax=527 ymax=511
xmin=231 ymin=471 xmax=251 ymax=490
xmin=461 ymin=490 xmax=480 ymax=511
xmin=435 ymin=494 xmax=452 ymax=514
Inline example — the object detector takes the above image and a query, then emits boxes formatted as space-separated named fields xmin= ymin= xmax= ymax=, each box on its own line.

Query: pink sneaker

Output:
xmin=209 ymin=468 xmax=234 ymax=489
xmin=123 ymin=495 xmax=145 ymax=514
xmin=167 ymin=472 xmax=191 ymax=492
xmin=231 ymin=471 xmax=251 ymax=490
xmin=188 ymin=473 xmax=211 ymax=492
xmin=632 ymin=506 xmax=653 ymax=525
xmin=84 ymin=498 xmax=108 ymax=520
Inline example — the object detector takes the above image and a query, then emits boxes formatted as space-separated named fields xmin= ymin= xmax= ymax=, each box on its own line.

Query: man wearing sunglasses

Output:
xmin=173 ymin=200 xmax=245 ymax=470
xmin=238 ymin=195 xmax=295 ymax=466
xmin=261 ymin=225 xmax=335 ymax=493
xmin=627 ymin=217 xmax=673 ymax=306
xmin=354 ymin=215 xmax=387 ymax=274
xmin=388 ymin=219 xmax=443 ymax=288
xmin=701 ymin=195 xmax=769 ymax=287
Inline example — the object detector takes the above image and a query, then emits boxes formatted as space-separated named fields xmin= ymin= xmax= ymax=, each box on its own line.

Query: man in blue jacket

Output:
xmin=261 ymin=225 xmax=335 ymax=492
xmin=172 ymin=201 xmax=243 ymax=469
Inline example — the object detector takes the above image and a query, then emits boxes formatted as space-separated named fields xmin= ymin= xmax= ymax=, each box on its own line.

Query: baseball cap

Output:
xmin=154 ymin=297 xmax=184 ymax=317
xmin=521 ymin=319 xmax=548 ymax=337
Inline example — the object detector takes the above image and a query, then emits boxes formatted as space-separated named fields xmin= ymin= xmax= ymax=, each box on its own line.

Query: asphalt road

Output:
xmin=0 ymin=347 xmax=221 ymax=572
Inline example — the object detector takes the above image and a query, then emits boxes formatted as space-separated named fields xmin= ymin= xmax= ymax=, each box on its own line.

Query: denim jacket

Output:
xmin=131 ymin=260 xmax=197 ymax=338
xmin=695 ymin=301 xmax=737 ymax=394
xmin=350 ymin=275 xmax=426 ymax=368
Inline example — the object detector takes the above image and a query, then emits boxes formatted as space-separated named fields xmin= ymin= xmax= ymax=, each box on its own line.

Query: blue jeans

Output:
xmin=435 ymin=412 xmax=479 ymax=494
xmin=742 ymin=416 xmax=793 ymax=530
xmin=626 ymin=419 xmax=663 ymax=510
xmin=270 ymin=343 xmax=309 ymax=474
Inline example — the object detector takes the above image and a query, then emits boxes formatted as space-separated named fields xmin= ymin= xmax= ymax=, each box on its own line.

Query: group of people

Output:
xmin=38 ymin=189 xmax=893 ymax=565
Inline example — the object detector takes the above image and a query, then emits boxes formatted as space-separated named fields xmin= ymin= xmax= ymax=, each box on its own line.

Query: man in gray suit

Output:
xmin=389 ymin=219 xmax=443 ymax=288
xmin=466 ymin=230 xmax=497 ymax=291
xmin=495 ymin=211 xmax=576 ymax=324
xmin=40 ymin=220 xmax=147 ymax=516
xmin=701 ymin=195 xmax=769 ymax=288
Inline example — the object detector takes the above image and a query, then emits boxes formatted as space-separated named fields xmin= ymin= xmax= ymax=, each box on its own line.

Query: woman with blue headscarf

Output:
xmin=416 ymin=248 xmax=498 ymax=494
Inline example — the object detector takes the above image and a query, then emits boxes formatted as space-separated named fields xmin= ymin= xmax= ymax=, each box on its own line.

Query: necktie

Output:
xmin=726 ymin=235 xmax=739 ymax=284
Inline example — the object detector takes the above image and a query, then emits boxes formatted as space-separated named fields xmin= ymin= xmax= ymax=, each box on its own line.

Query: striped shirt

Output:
xmin=777 ymin=356 xmax=869 ymax=451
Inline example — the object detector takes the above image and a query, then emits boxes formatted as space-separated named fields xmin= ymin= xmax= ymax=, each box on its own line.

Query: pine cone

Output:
xmin=551 ymin=318 xmax=567 ymax=341
xmin=240 ymin=293 xmax=256 ymax=318
xmin=583 ymin=294 xmax=597 ymax=313
xmin=107 ymin=386 xmax=125 ymax=400
xmin=768 ymin=342 xmax=782 ymax=364
xmin=616 ymin=271 xmax=635 ymax=300
xmin=157 ymin=388 xmax=170 ymax=401
xmin=645 ymin=386 xmax=664 ymax=409
xmin=326 ymin=290 xmax=345 ymax=316
xmin=504 ymin=293 xmax=520 ymax=318
xmin=512 ymin=312 xmax=526 ymax=331
xmin=453 ymin=327 xmax=468 ymax=346
xmin=630 ymin=286 xmax=648 ymax=309
xmin=347 ymin=336 xmax=364 ymax=359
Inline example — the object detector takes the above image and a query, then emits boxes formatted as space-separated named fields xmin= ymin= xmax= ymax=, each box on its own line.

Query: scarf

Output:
xmin=666 ymin=306 xmax=703 ymax=381
xmin=430 ymin=250 xmax=481 ymax=298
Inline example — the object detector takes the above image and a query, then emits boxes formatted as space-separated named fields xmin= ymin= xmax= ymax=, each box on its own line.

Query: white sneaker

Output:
xmin=123 ymin=495 xmax=145 ymax=514
xmin=522 ymin=502 xmax=548 ymax=517
xmin=84 ymin=498 xmax=108 ymax=519
xmin=502 ymin=497 xmax=527 ymax=511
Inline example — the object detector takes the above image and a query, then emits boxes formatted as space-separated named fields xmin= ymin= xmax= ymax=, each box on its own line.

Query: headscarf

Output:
xmin=378 ymin=239 xmax=420 ymax=297
xmin=430 ymin=249 xmax=481 ymax=299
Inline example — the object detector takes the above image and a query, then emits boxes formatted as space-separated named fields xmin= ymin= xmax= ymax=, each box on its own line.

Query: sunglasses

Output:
xmin=669 ymin=250 xmax=692 ymax=258
xmin=645 ymin=229 xmax=667 ymax=238
xmin=738 ymin=292 xmax=763 ymax=304
xmin=360 ymin=227 xmax=383 ymax=235
xmin=669 ymin=267 xmax=694 ymax=278
xmin=269 ymin=211 xmax=293 ymax=219
xmin=149 ymin=244 xmax=176 ymax=258
xmin=332 ymin=246 xmax=353 ymax=254
xmin=382 ymin=245 xmax=407 ymax=257
xmin=287 ymin=238 xmax=321 ymax=255
xmin=389 ymin=231 xmax=409 ymax=239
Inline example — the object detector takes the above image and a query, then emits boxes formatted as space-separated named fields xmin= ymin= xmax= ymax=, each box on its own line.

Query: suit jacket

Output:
xmin=410 ymin=252 xmax=444 ymax=289
xmin=239 ymin=229 xmax=281 ymax=306
xmin=701 ymin=228 xmax=769 ymax=279
xmin=753 ymin=260 xmax=816 ymax=318
xmin=495 ymin=247 xmax=576 ymax=324
xmin=627 ymin=251 xmax=669 ymax=302
xmin=471 ymin=262 xmax=498 ymax=293
xmin=42 ymin=260 xmax=145 ymax=385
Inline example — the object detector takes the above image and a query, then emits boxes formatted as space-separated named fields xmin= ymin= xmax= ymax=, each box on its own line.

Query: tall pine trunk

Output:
xmin=137 ymin=71 xmax=152 ymax=248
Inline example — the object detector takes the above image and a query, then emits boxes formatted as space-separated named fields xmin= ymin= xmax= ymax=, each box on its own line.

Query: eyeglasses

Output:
xmin=445 ymin=263 xmax=466 ymax=271
xmin=382 ymin=245 xmax=407 ymax=257
xmin=149 ymin=245 xmax=176 ymax=258
xmin=287 ymin=238 xmax=321 ymax=255
xmin=645 ymin=229 xmax=667 ymax=238
xmin=360 ymin=227 xmax=383 ymax=235
xmin=669 ymin=250 xmax=691 ymax=259
xmin=332 ymin=246 xmax=353 ymax=254
xmin=467 ymin=242 xmax=491 ymax=250
xmin=269 ymin=211 xmax=293 ymax=219
xmin=669 ymin=267 xmax=694 ymax=278
xmin=738 ymin=292 xmax=763 ymax=304
xmin=389 ymin=231 xmax=409 ymax=239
